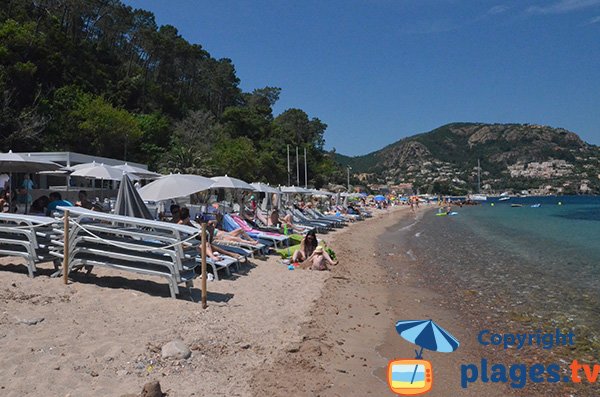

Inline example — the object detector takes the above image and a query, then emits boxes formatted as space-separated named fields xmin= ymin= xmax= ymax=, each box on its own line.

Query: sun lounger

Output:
xmin=0 ymin=213 xmax=60 ymax=277
xmin=283 ymin=209 xmax=330 ymax=232
xmin=230 ymin=214 xmax=289 ymax=248
xmin=52 ymin=206 xmax=204 ymax=298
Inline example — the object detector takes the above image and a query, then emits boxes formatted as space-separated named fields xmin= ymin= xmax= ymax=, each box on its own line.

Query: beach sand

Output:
xmin=0 ymin=247 xmax=328 ymax=396
xmin=251 ymin=206 xmax=512 ymax=396
xmin=1 ymin=206 xmax=512 ymax=396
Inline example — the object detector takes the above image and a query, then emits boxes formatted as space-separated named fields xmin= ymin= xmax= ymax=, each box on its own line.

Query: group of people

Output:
xmin=1 ymin=188 xmax=102 ymax=216
xmin=167 ymin=204 xmax=265 ymax=263
xmin=1 ymin=175 xmax=35 ymax=213
xmin=291 ymin=229 xmax=338 ymax=271
xmin=163 ymin=200 xmax=340 ymax=271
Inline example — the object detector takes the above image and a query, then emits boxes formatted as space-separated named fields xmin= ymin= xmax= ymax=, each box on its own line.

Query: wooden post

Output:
xmin=63 ymin=209 xmax=69 ymax=285
xmin=201 ymin=222 xmax=207 ymax=309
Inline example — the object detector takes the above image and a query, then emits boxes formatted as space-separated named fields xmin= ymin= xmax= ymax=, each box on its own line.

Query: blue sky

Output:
xmin=123 ymin=0 xmax=600 ymax=156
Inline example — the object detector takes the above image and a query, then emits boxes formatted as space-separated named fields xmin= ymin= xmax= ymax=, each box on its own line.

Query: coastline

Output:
xmin=1 ymin=204 xmax=592 ymax=396
xmin=251 ymin=205 xmax=513 ymax=396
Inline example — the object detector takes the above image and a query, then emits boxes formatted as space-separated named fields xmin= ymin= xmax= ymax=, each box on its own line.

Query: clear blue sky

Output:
xmin=123 ymin=0 xmax=600 ymax=156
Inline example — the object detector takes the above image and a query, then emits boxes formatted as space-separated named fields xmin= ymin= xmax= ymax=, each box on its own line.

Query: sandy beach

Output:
xmin=0 ymin=240 xmax=329 ymax=396
xmin=0 ymin=206 xmax=536 ymax=396
xmin=252 ymin=206 xmax=513 ymax=397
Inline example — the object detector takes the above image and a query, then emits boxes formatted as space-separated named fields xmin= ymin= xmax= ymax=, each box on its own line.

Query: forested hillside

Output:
xmin=339 ymin=123 xmax=600 ymax=195
xmin=0 ymin=0 xmax=345 ymax=186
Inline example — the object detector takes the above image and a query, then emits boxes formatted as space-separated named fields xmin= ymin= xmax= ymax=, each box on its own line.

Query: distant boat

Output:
xmin=511 ymin=203 xmax=523 ymax=207
xmin=498 ymin=196 xmax=510 ymax=201
xmin=500 ymin=191 xmax=510 ymax=197
xmin=531 ymin=203 xmax=541 ymax=208
xmin=471 ymin=159 xmax=487 ymax=201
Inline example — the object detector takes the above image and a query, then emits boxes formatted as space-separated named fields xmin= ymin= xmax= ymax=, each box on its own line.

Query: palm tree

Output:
xmin=160 ymin=145 xmax=213 ymax=175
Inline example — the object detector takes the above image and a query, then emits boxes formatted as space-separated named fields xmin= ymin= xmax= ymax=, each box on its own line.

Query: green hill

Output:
xmin=337 ymin=123 xmax=600 ymax=195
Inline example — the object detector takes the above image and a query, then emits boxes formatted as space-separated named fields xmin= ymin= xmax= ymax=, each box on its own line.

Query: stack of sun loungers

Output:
xmin=50 ymin=207 xmax=239 ymax=298
xmin=0 ymin=213 xmax=61 ymax=277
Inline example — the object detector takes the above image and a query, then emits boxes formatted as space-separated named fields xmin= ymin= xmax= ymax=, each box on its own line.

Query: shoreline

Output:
xmin=251 ymin=205 xmax=514 ymax=396
xmin=1 ymin=204 xmax=593 ymax=395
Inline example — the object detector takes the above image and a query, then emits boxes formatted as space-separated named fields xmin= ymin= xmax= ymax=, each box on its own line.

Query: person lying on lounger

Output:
xmin=208 ymin=218 xmax=261 ymax=246
xmin=177 ymin=208 xmax=242 ymax=261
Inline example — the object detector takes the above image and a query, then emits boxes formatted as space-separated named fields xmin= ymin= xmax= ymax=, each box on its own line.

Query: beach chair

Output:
xmin=51 ymin=206 xmax=201 ymax=299
xmin=230 ymin=214 xmax=289 ymax=249
xmin=0 ymin=213 xmax=60 ymax=277
xmin=285 ymin=209 xmax=331 ymax=232
xmin=305 ymin=208 xmax=347 ymax=227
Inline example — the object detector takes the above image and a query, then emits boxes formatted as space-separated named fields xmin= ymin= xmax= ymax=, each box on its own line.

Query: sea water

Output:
xmin=402 ymin=196 xmax=600 ymax=351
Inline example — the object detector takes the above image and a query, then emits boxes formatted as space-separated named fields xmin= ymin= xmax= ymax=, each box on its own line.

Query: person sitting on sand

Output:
xmin=293 ymin=230 xmax=338 ymax=267
xmin=300 ymin=246 xmax=337 ymax=271
xmin=292 ymin=229 xmax=318 ymax=262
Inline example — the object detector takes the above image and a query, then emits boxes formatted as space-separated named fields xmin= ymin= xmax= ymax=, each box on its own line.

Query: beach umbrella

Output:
xmin=139 ymin=173 xmax=214 ymax=202
xmin=62 ymin=161 xmax=99 ymax=172
xmin=0 ymin=151 xmax=61 ymax=212
xmin=114 ymin=174 xmax=153 ymax=219
xmin=281 ymin=185 xmax=310 ymax=194
xmin=71 ymin=163 xmax=136 ymax=201
xmin=374 ymin=195 xmax=386 ymax=202
xmin=113 ymin=163 xmax=161 ymax=179
xmin=70 ymin=163 xmax=132 ymax=181
xmin=211 ymin=175 xmax=255 ymax=191
xmin=395 ymin=319 xmax=459 ymax=358
xmin=0 ymin=151 xmax=61 ymax=173
xmin=250 ymin=182 xmax=280 ymax=194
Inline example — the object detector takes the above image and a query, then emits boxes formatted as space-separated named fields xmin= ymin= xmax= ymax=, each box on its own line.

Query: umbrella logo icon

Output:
xmin=387 ymin=320 xmax=459 ymax=395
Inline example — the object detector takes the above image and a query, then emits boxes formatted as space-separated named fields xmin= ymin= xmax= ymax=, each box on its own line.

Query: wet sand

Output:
xmin=251 ymin=206 xmax=512 ymax=396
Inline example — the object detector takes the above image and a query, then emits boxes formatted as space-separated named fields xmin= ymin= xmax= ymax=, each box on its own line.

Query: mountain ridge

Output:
xmin=335 ymin=122 xmax=600 ymax=195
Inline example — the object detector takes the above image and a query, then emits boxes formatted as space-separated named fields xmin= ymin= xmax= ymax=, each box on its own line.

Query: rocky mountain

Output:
xmin=336 ymin=123 xmax=600 ymax=195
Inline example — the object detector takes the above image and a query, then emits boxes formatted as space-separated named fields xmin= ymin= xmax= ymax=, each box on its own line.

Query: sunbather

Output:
xmin=268 ymin=208 xmax=307 ymax=233
xmin=0 ymin=190 xmax=11 ymax=212
xmin=177 ymin=208 xmax=242 ymax=261
xmin=170 ymin=204 xmax=181 ymax=223
xmin=46 ymin=192 xmax=73 ymax=215
xmin=208 ymin=218 xmax=260 ymax=246
xmin=29 ymin=195 xmax=49 ymax=215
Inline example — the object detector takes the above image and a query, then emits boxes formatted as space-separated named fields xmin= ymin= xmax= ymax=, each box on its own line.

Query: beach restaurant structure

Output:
xmin=10 ymin=151 xmax=149 ymax=201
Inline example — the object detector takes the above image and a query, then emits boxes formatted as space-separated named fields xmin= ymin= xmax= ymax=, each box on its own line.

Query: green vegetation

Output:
xmin=0 ymin=0 xmax=344 ymax=187
xmin=341 ymin=123 xmax=600 ymax=194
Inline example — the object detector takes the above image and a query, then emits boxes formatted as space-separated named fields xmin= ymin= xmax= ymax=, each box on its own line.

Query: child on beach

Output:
xmin=294 ymin=230 xmax=338 ymax=270
xmin=300 ymin=246 xmax=337 ymax=271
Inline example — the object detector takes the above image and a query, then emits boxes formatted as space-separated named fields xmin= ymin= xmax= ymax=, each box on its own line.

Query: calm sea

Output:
xmin=401 ymin=196 xmax=600 ymax=351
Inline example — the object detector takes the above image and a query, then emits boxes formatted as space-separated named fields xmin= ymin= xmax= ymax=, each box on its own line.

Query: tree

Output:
xmin=213 ymin=137 xmax=259 ymax=181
